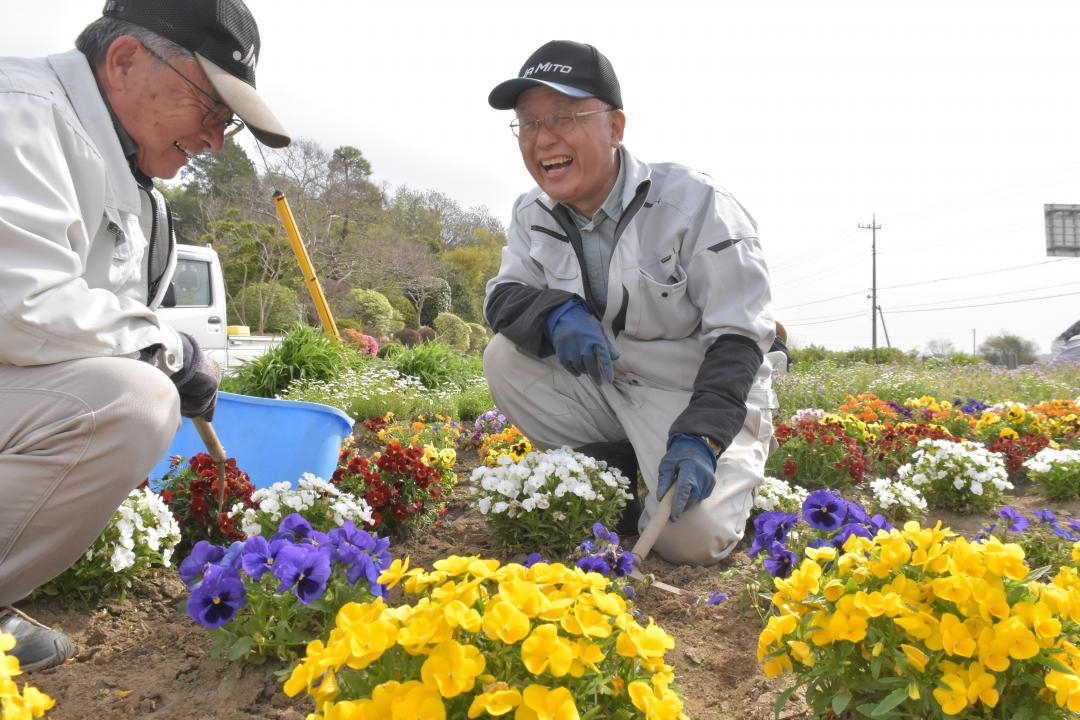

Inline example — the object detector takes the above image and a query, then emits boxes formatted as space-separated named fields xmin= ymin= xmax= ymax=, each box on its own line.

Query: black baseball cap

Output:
xmin=102 ymin=0 xmax=290 ymax=147
xmin=488 ymin=40 xmax=622 ymax=111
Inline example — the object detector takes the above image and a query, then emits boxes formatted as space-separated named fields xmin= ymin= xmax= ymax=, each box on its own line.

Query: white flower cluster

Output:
xmin=471 ymin=447 xmax=632 ymax=517
xmin=282 ymin=365 xmax=461 ymax=406
xmin=754 ymin=476 xmax=808 ymax=513
xmin=101 ymin=487 xmax=181 ymax=572
xmin=229 ymin=473 xmax=373 ymax=537
xmin=788 ymin=408 xmax=825 ymax=426
xmin=898 ymin=439 xmax=1012 ymax=497
xmin=1023 ymin=447 xmax=1080 ymax=475
xmin=867 ymin=476 xmax=927 ymax=516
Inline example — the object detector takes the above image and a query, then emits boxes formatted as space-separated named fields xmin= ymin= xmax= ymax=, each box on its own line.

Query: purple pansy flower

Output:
xmin=241 ymin=535 xmax=289 ymax=580
xmin=186 ymin=564 xmax=247 ymax=629
xmin=997 ymin=507 xmax=1030 ymax=534
xmin=802 ymin=490 xmax=847 ymax=532
xmin=704 ymin=591 xmax=729 ymax=606
xmin=272 ymin=513 xmax=313 ymax=543
xmin=763 ymin=541 xmax=797 ymax=579
xmin=1034 ymin=509 xmax=1057 ymax=524
xmin=272 ymin=544 xmax=332 ymax=604
xmin=750 ymin=511 xmax=798 ymax=558
xmin=179 ymin=540 xmax=225 ymax=587
xmin=522 ymin=552 xmax=544 ymax=568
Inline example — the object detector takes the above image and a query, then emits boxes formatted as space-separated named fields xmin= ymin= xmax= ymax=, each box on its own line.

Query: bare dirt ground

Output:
xmin=21 ymin=451 xmax=1080 ymax=720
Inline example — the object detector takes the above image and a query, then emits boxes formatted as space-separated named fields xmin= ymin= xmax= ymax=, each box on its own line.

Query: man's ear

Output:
xmin=609 ymin=109 xmax=626 ymax=146
xmin=99 ymin=35 xmax=143 ymax=92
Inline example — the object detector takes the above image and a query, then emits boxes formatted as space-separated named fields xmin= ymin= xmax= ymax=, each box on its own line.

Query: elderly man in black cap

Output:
xmin=483 ymin=40 xmax=783 ymax=566
xmin=0 ymin=0 xmax=289 ymax=671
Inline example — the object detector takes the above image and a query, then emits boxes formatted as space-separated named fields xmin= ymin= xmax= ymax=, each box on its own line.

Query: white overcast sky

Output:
xmin=6 ymin=0 xmax=1080 ymax=354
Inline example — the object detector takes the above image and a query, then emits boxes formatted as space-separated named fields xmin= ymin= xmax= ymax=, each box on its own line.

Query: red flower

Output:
xmin=783 ymin=459 xmax=796 ymax=478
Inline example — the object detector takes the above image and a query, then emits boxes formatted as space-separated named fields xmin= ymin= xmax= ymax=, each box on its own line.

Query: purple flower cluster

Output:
xmin=466 ymin=408 xmax=508 ymax=447
xmin=750 ymin=490 xmax=892 ymax=579
xmin=954 ymin=397 xmax=990 ymax=416
xmin=574 ymin=522 xmax=634 ymax=578
xmin=976 ymin=506 xmax=1080 ymax=543
xmin=181 ymin=513 xmax=391 ymax=629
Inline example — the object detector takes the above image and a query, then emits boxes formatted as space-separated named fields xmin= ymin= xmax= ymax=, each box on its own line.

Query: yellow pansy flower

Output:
xmin=521 ymin=624 xmax=574 ymax=677
xmin=420 ymin=639 xmax=485 ymax=698
xmin=932 ymin=671 xmax=968 ymax=715
xmin=482 ymin=600 xmax=530 ymax=644
xmin=514 ymin=684 xmax=580 ymax=720
xmin=467 ymin=684 xmax=522 ymax=718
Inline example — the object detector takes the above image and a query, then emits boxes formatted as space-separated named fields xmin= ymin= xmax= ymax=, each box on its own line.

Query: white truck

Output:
xmin=158 ymin=244 xmax=278 ymax=372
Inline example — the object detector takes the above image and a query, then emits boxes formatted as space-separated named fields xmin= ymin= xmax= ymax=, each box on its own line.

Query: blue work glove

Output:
xmin=656 ymin=433 xmax=718 ymax=521
xmin=171 ymin=332 xmax=221 ymax=420
xmin=545 ymin=299 xmax=620 ymax=385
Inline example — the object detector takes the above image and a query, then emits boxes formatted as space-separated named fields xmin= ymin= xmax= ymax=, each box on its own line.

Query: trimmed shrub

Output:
xmin=349 ymin=288 xmax=395 ymax=340
xmin=418 ymin=326 xmax=437 ymax=343
xmin=433 ymin=311 xmax=470 ymax=351
xmin=396 ymin=328 xmax=421 ymax=347
xmin=467 ymin=322 xmax=490 ymax=354
xmin=233 ymin=281 xmax=301 ymax=334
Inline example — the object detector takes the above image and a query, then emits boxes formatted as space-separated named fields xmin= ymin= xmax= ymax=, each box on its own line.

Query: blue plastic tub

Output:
xmin=150 ymin=392 xmax=354 ymax=489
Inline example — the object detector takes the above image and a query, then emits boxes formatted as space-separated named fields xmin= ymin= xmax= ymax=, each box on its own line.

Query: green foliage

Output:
xmin=466 ymin=322 xmax=491 ymax=355
xmin=230 ymin=324 xmax=344 ymax=398
xmin=391 ymin=341 xmax=473 ymax=389
xmin=349 ymin=288 xmax=396 ymax=340
xmin=234 ymin=281 xmax=301 ymax=333
xmin=376 ymin=340 xmax=402 ymax=359
xmin=384 ymin=289 xmax=418 ymax=329
xmin=979 ymin=332 xmax=1040 ymax=367
xmin=442 ymin=231 xmax=503 ymax=323
xmin=456 ymin=379 xmax=494 ymax=421
xmin=433 ymin=311 xmax=470 ymax=351
xmin=789 ymin=344 xmax=916 ymax=366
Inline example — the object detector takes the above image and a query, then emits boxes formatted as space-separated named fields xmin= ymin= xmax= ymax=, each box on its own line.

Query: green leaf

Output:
xmin=228 ymin=635 xmax=253 ymax=661
xmin=854 ymin=702 xmax=878 ymax=717
xmin=870 ymin=654 xmax=883 ymax=679
xmin=773 ymin=683 xmax=800 ymax=719
xmin=832 ymin=688 xmax=852 ymax=715
xmin=871 ymin=687 xmax=909 ymax=717
xmin=1036 ymin=656 xmax=1073 ymax=674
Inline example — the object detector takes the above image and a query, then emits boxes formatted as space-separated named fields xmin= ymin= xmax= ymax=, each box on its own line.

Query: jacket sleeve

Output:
xmin=483 ymin=195 xmax=577 ymax=358
xmin=0 ymin=88 xmax=182 ymax=369
xmin=668 ymin=186 xmax=775 ymax=450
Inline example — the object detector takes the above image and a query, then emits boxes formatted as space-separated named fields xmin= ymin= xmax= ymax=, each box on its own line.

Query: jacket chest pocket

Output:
xmin=529 ymin=240 xmax=582 ymax=293
xmin=102 ymin=208 xmax=144 ymax=290
xmin=628 ymin=258 xmax=699 ymax=340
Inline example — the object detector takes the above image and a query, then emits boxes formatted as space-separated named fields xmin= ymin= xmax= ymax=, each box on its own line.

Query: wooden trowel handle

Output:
xmin=192 ymin=416 xmax=228 ymax=505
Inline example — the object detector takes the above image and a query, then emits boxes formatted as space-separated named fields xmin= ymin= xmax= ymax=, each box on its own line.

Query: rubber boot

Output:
xmin=575 ymin=440 xmax=640 ymax=538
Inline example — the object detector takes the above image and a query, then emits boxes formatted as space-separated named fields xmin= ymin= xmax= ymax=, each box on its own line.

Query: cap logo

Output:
xmin=233 ymin=45 xmax=257 ymax=69
xmin=522 ymin=62 xmax=572 ymax=78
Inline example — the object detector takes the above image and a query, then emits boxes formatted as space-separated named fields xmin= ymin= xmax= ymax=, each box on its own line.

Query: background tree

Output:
xmin=433 ymin=312 xmax=470 ymax=352
xmin=925 ymin=338 xmax=956 ymax=358
xmin=234 ymin=282 xmax=302 ymax=333
xmin=978 ymin=332 xmax=1039 ymax=367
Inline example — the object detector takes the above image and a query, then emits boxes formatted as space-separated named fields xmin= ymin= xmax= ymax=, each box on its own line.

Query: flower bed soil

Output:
xmin=19 ymin=442 xmax=1080 ymax=720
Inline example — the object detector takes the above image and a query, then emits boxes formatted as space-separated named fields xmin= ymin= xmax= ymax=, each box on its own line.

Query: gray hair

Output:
xmin=75 ymin=16 xmax=191 ymax=69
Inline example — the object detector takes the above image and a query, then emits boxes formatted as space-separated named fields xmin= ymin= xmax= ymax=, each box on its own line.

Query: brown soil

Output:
xmin=19 ymin=451 xmax=1079 ymax=720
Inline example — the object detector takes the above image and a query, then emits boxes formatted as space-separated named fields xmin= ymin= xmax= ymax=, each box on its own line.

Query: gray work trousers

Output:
xmin=0 ymin=357 xmax=179 ymax=606
xmin=484 ymin=334 xmax=778 ymax=566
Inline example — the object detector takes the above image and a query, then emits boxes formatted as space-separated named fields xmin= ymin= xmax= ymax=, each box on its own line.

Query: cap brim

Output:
xmin=196 ymin=54 xmax=291 ymax=148
xmin=488 ymin=78 xmax=593 ymax=109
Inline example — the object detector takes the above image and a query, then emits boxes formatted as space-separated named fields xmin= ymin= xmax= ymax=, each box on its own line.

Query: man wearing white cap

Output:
xmin=484 ymin=40 xmax=781 ymax=567
xmin=0 ymin=0 xmax=289 ymax=671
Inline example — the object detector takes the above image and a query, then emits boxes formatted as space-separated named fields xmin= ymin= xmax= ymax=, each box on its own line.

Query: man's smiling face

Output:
xmin=514 ymin=85 xmax=624 ymax=217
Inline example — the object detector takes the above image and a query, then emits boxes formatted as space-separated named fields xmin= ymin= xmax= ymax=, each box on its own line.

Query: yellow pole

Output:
xmin=272 ymin=190 xmax=339 ymax=340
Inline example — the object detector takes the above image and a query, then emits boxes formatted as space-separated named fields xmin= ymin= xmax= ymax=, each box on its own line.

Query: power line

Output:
xmin=784 ymin=311 xmax=866 ymax=328
xmin=877 ymin=259 xmax=1067 ymax=292
xmin=886 ymin=289 xmax=1080 ymax=314
xmin=879 ymin=281 xmax=1080 ymax=311
xmin=774 ymin=288 xmax=866 ymax=312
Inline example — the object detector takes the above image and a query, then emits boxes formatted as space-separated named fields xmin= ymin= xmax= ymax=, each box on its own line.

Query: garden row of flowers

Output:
xmin=8 ymin=393 xmax=1080 ymax=719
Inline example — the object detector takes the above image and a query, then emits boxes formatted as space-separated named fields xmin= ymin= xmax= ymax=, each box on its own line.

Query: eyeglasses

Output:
xmin=510 ymin=109 xmax=612 ymax=139
xmin=143 ymin=45 xmax=245 ymax=138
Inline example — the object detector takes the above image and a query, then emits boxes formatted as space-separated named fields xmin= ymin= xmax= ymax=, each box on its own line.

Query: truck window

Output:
xmin=173 ymin=259 xmax=212 ymax=307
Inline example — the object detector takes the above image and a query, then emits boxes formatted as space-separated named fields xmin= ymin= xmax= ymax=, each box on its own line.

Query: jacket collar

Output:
xmin=47 ymin=49 xmax=141 ymax=213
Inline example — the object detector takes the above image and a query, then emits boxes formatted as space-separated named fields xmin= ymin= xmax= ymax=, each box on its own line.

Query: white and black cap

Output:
xmin=488 ymin=40 xmax=622 ymax=111
xmin=102 ymin=0 xmax=290 ymax=147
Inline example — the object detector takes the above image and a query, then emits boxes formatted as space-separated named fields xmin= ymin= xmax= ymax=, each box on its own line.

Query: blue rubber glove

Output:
xmin=656 ymin=433 xmax=718 ymax=521
xmin=545 ymin=299 xmax=620 ymax=385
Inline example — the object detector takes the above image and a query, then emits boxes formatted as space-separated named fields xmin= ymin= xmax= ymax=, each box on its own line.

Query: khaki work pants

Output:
xmin=0 ymin=357 xmax=179 ymax=606
xmin=484 ymin=334 xmax=778 ymax=566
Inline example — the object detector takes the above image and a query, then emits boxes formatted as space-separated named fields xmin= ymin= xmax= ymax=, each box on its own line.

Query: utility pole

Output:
xmin=859 ymin=214 xmax=882 ymax=349
xmin=877 ymin=305 xmax=891 ymax=348
xmin=972 ymin=329 xmax=976 ymax=355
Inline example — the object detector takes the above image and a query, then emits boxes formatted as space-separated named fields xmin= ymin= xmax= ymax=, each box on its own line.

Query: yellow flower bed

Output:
xmin=284 ymin=555 xmax=685 ymax=719
xmin=759 ymin=521 xmax=1080 ymax=718
xmin=1 ymin=633 xmax=54 ymax=720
